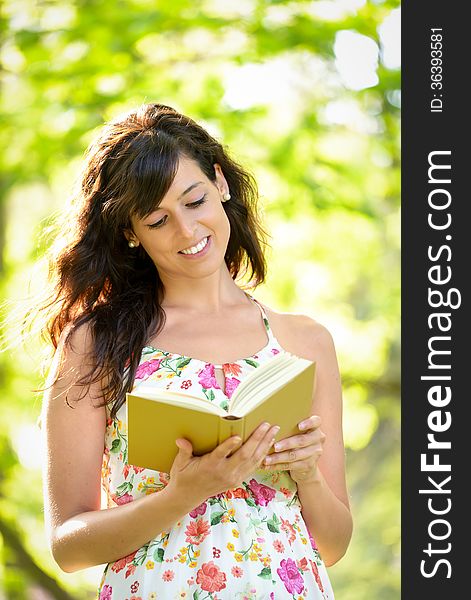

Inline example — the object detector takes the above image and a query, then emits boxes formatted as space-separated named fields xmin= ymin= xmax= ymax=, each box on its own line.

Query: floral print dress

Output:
xmin=97 ymin=295 xmax=335 ymax=600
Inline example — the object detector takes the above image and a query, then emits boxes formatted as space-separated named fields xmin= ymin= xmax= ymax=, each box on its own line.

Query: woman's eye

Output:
xmin=147 ymin=195 xmax=206 ymax=228
xmin=187 ymin=194 xmax=207 ymax=208
xmin=148 ymin=216 xmax=167 ymax=229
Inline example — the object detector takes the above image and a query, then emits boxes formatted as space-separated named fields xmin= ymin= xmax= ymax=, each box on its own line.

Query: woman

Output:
xmin=39 ymin=103 xmax=352 ymax=599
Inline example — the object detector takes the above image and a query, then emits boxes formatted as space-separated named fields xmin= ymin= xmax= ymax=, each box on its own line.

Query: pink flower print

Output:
xmin=196 ymin=561 xmax=227 ymax=593
xmin=213 ymin=547 xmax=221 ymax=559
xmin=111 ymin=550 xmax=137 ymax=574
xmin=181 ymin=379 xmax=192 ymax=389
xmin=189 ymin=501 xmax=207 ymax=518
xmin=135 ymin=359 xmax=162 ymax=380
xmin=281 ymin=517 xmax=296 ymax=545
xmin=223 ymin=363 xmax=242 ymax=377
xmin=123 ymin=464 xmax=145 ymax=479
xmin=231 ymin=566 xmax=243 ymax=578
xmin=271 ymin=348 xmax=280 ymax=355
xmin=270 ymin=594 xmax=275 ymax=600
xmin=232 ymin=487 xmax=249 ymax=499
xmin=308 ymin=529 xmax=319 ymax=550
xmin=297 ymin=557 xmax=308 ymax=572
xmin=224 ymin=377 xmax=240 ymax=398
xmin=198 ymin=364 xmax=219 ymax=389
xmin=273 ymin=539 xmax=285 ymax=553
xmin=99 ymin=585 xmax=112 ymax=600
xmin=162 ymin=570 xmax=175 ymax=582
xmin=185 ymin=519 xmax=210 ymax=545
xmin=280 ymin=486 xmax=292 ymax=498
xmin=276 ymin=558 xmax=304 ymax=595
xmin=247 ymin=478 xmax=276 ymax=506
xmin=309 ymin=559 xmax=325 ymax=593
xmin=125 ymin=563 xmax=137 ymax=578
xmin=114 ymin=492 xmax=133 ymax=505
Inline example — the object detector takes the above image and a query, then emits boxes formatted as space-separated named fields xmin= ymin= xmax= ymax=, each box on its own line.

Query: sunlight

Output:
xmin=308 ymin=0 xmax=366 ymax=21
xmin=379 ymin=7 xmax=401 ymax=69
xmin=334 ymin=30 xmax=379 ymax=90
xmin=222 ymin=60 xmax=295 ymax=110
xmin=13 ymin=423 xmax=44 ymax=470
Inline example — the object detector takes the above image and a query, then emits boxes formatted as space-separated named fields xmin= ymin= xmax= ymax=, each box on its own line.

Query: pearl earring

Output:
xmin=222 ymin=192 xmax=231 ymax=202
xmin=128 ymin=240 xmax=137 ymax=248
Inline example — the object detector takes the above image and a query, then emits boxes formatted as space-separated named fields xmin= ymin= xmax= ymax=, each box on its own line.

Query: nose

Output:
xmin=174 ymin=209 xmax=196 ymax=239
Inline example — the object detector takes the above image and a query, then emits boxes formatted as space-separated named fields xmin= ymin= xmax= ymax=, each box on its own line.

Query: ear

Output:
xmin=213 ymin=163 xmax=229 ymax=196
xmin=123 ymin=228 xmax=138 ymax=246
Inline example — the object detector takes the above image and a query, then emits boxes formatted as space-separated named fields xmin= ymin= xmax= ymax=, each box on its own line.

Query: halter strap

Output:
xmin=244 ymin=292 xmax=277 ymax=345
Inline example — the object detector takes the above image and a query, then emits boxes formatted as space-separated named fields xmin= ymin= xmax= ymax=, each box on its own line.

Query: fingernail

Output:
xmin=272 ymin=425 xmax=280 ymax=435
xmin=299 ymin=421 xmax=306 ymax=430
xmin=264 ymin=456 xmax=272 ymax=465
xmin=274 ymin=442 xmax=282 ymax=452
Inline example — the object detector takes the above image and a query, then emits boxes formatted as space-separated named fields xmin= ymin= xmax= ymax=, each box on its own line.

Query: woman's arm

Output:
xmin=41 ymin=324 xmax=201 ymax=572
xmin=42 ymin=323 xmax=278 ymax=573
xmin=263 ymin=314 xmax=353 ymax=566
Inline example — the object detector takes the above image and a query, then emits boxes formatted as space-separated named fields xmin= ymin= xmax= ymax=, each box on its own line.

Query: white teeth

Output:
xmin=180 ymin=237 xmax=208 ymax=255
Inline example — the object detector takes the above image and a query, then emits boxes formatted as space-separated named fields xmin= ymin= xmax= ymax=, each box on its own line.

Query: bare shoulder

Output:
xmin=58 ymin=320 xmax=94 ymax=358
xmin=43 ymin=320 xmax=106 ymax=413
xmin=258 ymin=301 xmax=335 ymax=362
xmin=51 ymin=321 xmax=94 ymax=378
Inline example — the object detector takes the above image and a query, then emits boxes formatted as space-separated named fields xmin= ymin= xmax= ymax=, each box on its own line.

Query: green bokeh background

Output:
xmin=0 ymin=1 xmax=400 ymax=598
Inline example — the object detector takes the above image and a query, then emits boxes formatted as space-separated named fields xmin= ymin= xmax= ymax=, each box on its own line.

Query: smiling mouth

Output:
xmin=179 ymin=236 xmax=210 ymax=255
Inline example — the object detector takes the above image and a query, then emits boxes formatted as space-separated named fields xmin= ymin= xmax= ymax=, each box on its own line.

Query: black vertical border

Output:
xmin=402 ymin=3 xmax=467 ymax=596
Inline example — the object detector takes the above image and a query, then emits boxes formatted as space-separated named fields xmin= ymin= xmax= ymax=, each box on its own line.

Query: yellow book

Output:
xmin=126 ymin=352 xmax=316 ymax=473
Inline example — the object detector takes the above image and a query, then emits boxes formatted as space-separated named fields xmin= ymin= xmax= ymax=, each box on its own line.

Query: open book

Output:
xmin=126 ymin=352 xmax=316 ymax=473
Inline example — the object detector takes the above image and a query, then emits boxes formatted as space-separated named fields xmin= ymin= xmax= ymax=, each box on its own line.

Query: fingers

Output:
xmin=298 ymin=414 xmax=322 ymax=431
xmin=252 ymin=424 xmax=280 ymax=464
xmin=201 ymin=424 xmax=278 ymax=491
xmin=263 ymin=418 xmax=326 ymax=471
xmin=171 ymin=438 xmax=194 ymax=471
xmin=265 ymin=415 xmax=323 ymax=461
xmin=273 ymin=429 xmax=325 ymax=455
xmin=212 ymin=435 xmax=243 ymax=459
xmin=175 ymin=437 xmax=194 ymax=455
xmin=263 ymin=443 xmax=323 ymax=469
xmin=230 ymin=422 xmax=280 ymax=467
xmin=247 ymin=422 xmax=275 ymax=446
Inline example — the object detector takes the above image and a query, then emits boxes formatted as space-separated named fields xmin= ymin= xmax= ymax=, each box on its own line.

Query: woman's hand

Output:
xmin=168 ymin=422 xmax=280 ymax=506
xmin=262 ymin=415 xmax=326 ymax=484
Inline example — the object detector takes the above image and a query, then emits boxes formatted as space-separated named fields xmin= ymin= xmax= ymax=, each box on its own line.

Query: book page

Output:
xmin=228 ymin=353 xmax=313 ymax=415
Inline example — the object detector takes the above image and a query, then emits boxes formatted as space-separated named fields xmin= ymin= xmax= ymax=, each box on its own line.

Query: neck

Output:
xmin=159 ymin=268 xmax=251 ymax=314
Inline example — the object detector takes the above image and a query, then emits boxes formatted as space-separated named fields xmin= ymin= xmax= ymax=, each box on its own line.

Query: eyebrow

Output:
xmin=178 ymin=181 xmax=204 ymax=199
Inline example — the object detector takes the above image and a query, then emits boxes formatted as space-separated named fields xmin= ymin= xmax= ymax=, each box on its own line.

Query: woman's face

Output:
xmin=125 ymin=156 xmax=231 ymax=282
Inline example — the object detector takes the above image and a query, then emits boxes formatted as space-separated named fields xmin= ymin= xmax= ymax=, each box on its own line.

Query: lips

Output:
xmin=178 ymin=236 xmax=210 ymax=255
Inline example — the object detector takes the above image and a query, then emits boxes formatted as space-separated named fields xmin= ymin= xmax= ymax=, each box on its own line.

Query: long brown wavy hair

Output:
xmin=26 ymin=103 xmax=268 ymax=420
